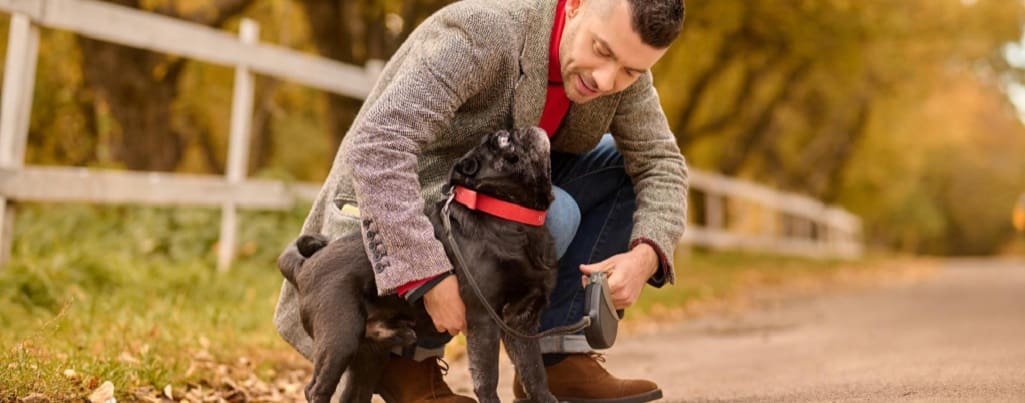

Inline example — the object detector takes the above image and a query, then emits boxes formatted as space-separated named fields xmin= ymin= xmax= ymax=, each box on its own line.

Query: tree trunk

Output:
xmin=78 ymin=38 xmax=185 ymax=171
xmin=77 ymin=0 xmax=255 ymax=172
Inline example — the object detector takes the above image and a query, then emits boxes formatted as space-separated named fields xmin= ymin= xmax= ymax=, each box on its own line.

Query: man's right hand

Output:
xmin=423 ymin=275 xmax=466 ymax=336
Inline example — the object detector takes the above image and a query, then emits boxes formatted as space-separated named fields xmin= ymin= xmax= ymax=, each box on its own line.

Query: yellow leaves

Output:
xmin=141 ymin=0 xmax=217 ymax=19
xmin=1013 ymin=195 xmax=1025 ymax=232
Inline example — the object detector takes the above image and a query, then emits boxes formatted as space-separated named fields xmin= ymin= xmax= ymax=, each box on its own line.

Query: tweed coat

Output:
xmin=274 ymin=0 xmax=688 ymax=359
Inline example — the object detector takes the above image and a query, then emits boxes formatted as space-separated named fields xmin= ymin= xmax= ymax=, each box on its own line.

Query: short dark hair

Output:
xmin=626 ymin=0 xmax=685 ymax=49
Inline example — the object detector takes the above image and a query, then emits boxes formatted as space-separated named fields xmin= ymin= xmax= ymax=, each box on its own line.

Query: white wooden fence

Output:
xmin=685 ymin=170 xmax=861 ymax=259
xmin=0 ymin=0 xmax=861 ymax=270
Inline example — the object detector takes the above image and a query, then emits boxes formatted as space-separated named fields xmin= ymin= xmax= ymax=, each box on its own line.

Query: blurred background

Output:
xmin=2 ymin=0 xmax=1025 ymax=400
xmin=10 ymin=0 xmax=1025 ymax=255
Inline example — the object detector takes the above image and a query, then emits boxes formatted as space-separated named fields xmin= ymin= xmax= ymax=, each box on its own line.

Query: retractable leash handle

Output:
xmin=584 ymin=272 xmax=621 ymax=349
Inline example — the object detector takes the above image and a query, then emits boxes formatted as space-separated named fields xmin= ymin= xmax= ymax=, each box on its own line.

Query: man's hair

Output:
xmin=626 ymin=0 xmax=685 ymax=49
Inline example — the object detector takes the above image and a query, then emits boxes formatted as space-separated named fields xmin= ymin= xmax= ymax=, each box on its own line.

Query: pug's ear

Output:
xmin=527 ymin=126 xmax=548 ymax=139
xmin=455 ymin=158 xmax=480 ymax=176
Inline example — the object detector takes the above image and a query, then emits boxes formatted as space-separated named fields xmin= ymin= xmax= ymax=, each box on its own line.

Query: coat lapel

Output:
xmin=552 ymin=94 xmax=620 ymax=153
xmin=513 ymin=0 xmax=557 ymax=129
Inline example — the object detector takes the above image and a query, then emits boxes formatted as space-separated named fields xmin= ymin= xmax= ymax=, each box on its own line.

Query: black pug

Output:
xmin=278 ymin=127 xmax=560 ymax=403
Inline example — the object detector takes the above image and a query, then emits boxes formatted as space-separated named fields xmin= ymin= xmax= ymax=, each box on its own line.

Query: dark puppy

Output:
xmin=278 ymin=232 xmax=427 ymax=403
xmin=278 ymin=127 xmax=559 ymax=403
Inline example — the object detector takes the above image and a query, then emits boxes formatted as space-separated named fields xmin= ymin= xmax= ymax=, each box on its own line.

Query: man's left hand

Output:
xmin=579 ymin=243 xmax=659 ymax=309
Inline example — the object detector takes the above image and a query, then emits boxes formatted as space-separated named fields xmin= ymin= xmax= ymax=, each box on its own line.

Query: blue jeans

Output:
xmin=539 ymin=135 xmax=636 ymax=357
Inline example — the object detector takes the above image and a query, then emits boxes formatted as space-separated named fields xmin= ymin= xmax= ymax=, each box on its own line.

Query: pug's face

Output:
xmin=450 ymin=127 xmax=553 ymax=210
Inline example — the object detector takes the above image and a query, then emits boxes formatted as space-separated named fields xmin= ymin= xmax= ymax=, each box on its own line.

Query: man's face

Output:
xmin=559 ymin=0 xmax=668 ymax=104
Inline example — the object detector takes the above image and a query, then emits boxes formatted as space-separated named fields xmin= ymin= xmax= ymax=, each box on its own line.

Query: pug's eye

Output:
xmin=456 ymin=158 xmax=479 ymax=176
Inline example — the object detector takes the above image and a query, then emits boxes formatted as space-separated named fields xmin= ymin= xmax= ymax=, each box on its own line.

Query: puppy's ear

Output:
xmin=456 ymin=158 xmax=480 ymax=176
xmin=526 ymin=126 xmax=548 ymax=139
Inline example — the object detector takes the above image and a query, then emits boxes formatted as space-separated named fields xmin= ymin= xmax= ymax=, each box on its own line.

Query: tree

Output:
xmin=655 ymin=0 xmax=1025 ymax=253
xmin=76 ymin=0 xmax=255 ymax=171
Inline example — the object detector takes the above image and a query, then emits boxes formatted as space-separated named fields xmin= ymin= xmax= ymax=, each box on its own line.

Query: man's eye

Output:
xmin=593 ymin=42 xmax=610 ymax=57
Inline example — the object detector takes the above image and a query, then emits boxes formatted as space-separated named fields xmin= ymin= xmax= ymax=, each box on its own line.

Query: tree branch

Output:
xmin=717 ymin=60 xmax=811 ymax=176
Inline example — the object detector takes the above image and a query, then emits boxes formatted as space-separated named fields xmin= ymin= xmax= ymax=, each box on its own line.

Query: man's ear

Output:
xmin=566 ymin=0 xmax=584 ymax=18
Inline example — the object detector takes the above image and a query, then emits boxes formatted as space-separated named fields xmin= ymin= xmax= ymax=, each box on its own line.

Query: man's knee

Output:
xmin=593 ymin=134 xmax=626 ymax=170
xmin=546 ymin=186 xmax=581 ymax=258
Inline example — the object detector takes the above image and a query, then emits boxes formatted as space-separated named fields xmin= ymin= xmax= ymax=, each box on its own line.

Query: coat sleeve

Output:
xmin=609 ymin=72 xmax=689 ymax=286
xmin=343 ymin=8 xmax=511 ymax=295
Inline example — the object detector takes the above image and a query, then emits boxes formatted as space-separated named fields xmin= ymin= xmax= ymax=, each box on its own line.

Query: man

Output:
xmin=274 ymin=0 xmax=688 ymax=401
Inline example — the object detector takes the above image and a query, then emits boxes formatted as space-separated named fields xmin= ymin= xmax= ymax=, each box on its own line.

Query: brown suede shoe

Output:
xmin=513 ymin=353 xmax=662 ymax=403
xmin=375 ymin=356 xmax=476 ymax=403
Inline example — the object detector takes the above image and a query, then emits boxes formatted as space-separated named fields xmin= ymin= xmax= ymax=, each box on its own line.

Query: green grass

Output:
xmin=0 ymin=203 xmax=308 ymax=400
xmin=0 ymin=204 xmax=868 ymax=400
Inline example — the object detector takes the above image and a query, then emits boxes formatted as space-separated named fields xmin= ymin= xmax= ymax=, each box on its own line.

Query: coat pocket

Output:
xmin=321 ymin=197 xmax=361 ymax=241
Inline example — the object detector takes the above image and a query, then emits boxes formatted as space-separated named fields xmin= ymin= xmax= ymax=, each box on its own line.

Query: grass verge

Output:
xmin=0 ymin=203 xmax=309 ymax=401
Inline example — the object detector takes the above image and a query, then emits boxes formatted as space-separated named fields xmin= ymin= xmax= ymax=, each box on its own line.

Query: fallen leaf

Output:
xmin=117 ymin=351 xmax=139 ymax=364
xmin=194 ymin=349 xmax=213 ymax=361
xmin=19 ymin=392 xmax=50 ymax=403
xmin=88 ymin=381 xmax=115 ymax=403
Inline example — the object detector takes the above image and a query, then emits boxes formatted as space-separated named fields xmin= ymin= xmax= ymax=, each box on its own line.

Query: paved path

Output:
xmin=448 ymin=258 xmax=1025 ymax=402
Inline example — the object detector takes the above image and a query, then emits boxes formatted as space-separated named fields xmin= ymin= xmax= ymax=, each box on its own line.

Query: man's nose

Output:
xmin=594 ymin=63 xmax=617 ymax=93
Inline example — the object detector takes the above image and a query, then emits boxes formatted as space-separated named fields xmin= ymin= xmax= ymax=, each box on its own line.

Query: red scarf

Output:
xmin=538 ymin=0 xmax=571 ymax=137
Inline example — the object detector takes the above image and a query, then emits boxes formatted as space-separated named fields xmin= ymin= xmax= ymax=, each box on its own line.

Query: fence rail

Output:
xmin=0 ymin=167 xmax=320 ymax=209
xmin=0 ymin=0 xmax=862 ymax=269
xmin=685 ymin=170 xmax=861 ymax=259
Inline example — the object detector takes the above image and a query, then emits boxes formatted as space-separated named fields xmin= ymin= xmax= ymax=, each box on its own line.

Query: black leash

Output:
xmin=441 ymin=191 xmax=591 ymax=340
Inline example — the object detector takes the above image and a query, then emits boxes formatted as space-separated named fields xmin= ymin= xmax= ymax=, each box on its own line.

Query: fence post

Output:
xmin=218 ymin=18 xmax=259 ymax=272
xmin=0 ymin=13 xmax=40 ymax=268
xmin=705 ymin=192 xmax=723 ymax=230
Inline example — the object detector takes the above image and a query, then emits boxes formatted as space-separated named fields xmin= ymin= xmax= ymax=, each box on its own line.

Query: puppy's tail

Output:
xmin=277 ymin=234 xmax=329 ymax=286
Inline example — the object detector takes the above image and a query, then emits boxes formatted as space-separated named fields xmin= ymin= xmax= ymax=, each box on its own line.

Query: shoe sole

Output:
xmin=513 ymin=388 xmax=664 ymax=403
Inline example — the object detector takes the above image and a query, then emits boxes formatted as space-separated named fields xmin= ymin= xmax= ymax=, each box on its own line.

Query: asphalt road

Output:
xmin=447 ymin=258 xmax=1025 ymax=402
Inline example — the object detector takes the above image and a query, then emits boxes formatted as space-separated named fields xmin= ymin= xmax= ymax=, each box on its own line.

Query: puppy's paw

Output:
xmin=365 ymin=319 xmax=417 ymax=347
xmin=395 ymin=327 xmax=417 ymax=346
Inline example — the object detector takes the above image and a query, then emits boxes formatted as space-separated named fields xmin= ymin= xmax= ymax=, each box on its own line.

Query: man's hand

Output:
xmin=579 ymin=243 xmax=659 ymax=309
xmin=423 ymin=275 xmax=466 ymax=336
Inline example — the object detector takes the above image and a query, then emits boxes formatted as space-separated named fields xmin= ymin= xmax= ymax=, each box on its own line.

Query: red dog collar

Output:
xmin=452 ymin=185 xmax=547 ymax=226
